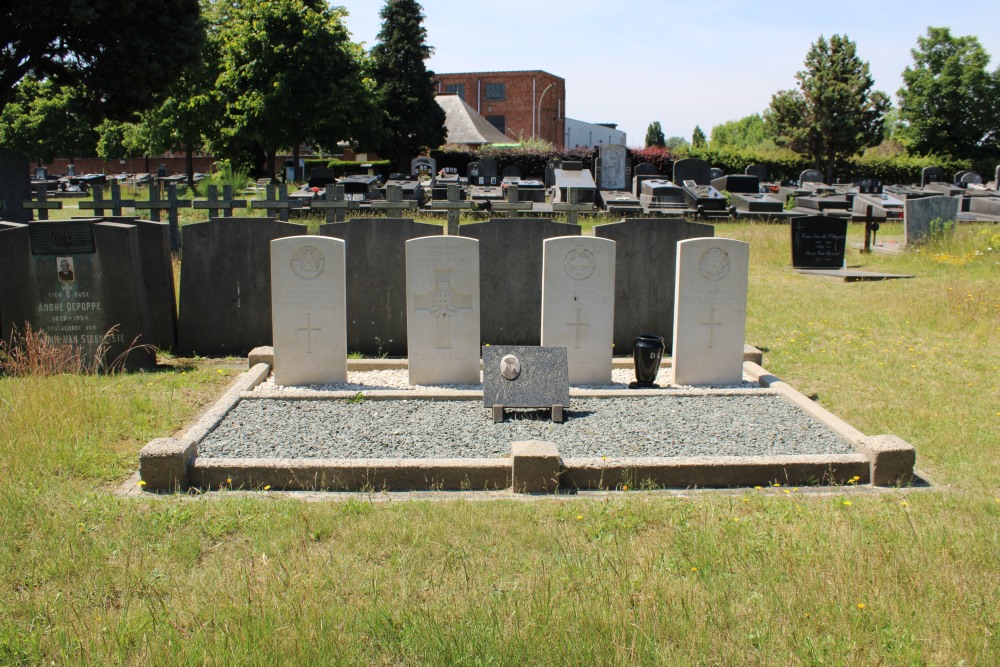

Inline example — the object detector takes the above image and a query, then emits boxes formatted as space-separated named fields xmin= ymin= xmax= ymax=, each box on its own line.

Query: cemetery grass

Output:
xmin=0 ymin=225 xmax=997 ymax=664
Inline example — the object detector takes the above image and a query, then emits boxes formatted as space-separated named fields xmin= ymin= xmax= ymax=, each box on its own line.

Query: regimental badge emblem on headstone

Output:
xmin=698 ymin=247 xmax=731 ymax=281
xmin=290 ymin=245 xmax=324 ymax=280
xmin=563 ymin=245 xmax=596 ymax=280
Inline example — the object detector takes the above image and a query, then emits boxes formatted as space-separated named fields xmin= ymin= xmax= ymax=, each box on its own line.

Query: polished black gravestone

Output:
xmin=672 ymin=158 xmax=712 ymax=186
xmin=177 ymin=217 xmax=305 ymax=356
xmin=0 ymin=220 xmax=155 ymax=370
xmin=790 ymin=215 xmax=849 ymax=269
xmin=460 ymin=218 xmax=580 ymax=346
xmin=320 ymin=218 xmax=441 ymax=357
xmin=595 ymin=218 xmax=714 ymax=354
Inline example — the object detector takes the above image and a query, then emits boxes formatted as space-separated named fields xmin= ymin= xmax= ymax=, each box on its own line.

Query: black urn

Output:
xmin=629 ymin=334 xmax=665 ymax=388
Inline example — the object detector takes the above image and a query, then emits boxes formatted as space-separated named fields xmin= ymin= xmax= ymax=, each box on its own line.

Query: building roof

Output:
xmin=435 ymin=94 xmax=511 ymax=145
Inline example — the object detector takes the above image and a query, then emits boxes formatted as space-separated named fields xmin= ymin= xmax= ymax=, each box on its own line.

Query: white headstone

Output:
xmin=903 ymin=195 xmax=959 ymax=245
xmin=270 ymin=236 xmax=347 ymax=386
xmin=598 ymin=144 xmax=627 ymax=190
xmin=405 ymin=236 xmax=481 ymax=385
xmin=672 ymin=238 xmax=749 ymax=386
xmin=541 ymin=236 xmax=616 ymax=384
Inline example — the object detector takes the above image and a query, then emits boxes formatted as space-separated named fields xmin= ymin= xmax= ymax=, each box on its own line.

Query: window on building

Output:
xmin=486 ymin=115 xmax=506 ymax=134
xmin=484 ymin=82 xmax=505 ymax=100
xmin=444 ymin=83 xmax=465 ymax=100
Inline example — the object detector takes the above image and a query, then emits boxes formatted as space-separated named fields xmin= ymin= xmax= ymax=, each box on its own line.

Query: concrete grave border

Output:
xmin=139 ymin=351 xmax=915 ymax=493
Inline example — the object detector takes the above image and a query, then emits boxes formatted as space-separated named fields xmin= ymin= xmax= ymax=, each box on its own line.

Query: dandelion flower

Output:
xmin=138 ymin=480 xmax=147 ymax=487
xmin=773 ymin=482 xmax=781 ymax=487
xmin=263 ymin=485 xmax=271 ymax=491
xmin=576 ymin=515 xmax=583 ymax=520
xmin=856 ymin=603 xmax=866 ymax=610
xmin=690 ymin=566 xmax=698 ymax=572
xmin=843 ymin=500 xmax=852 ymax=506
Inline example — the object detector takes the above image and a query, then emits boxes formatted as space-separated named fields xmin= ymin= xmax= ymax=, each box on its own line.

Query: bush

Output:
xmin=302 ymin=159 xmax=392 ymax=177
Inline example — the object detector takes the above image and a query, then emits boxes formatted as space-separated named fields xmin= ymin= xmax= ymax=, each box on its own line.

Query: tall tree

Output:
xmin=897 ymin=27 xmax=1000 ymax=159
xmin=0 ymin=77 xmax=98 ymax=164
xmin=369 ymin=0 xmax=446 ymax=171
xmin=210 ymin=0 xmax=369 ymax=179
xmin=0 ymin=0 xmax=204 ymax=119
xmin=645 ymin=121 xmax=666 ymax=148
xmin=765 ymin=34 xmax=888 ymax=182
xmin=710 ymin=113 xmax=768 ymax=149
xmin=691 ymin=126 xmax=707 ymax=149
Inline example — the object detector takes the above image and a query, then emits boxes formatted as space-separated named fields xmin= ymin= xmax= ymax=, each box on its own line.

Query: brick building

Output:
xmin=433 ymin=70 xmax=565 ymax=147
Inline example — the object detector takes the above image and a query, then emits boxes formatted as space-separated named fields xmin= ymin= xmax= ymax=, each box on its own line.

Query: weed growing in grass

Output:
xmin=0 ymin=323 xmax=151 ymax=376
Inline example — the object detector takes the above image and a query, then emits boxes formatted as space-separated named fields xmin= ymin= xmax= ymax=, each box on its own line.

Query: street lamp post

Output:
xmin=536 ymin=83 xmax=555 ymax=142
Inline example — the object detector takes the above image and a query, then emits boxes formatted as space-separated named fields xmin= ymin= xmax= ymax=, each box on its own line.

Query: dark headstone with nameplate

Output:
xmin=1 ymin=219 xmax=155 ymax=370
xmin=790 ymin=215 xmax=849 ymax=269
xmin=853 ymin=177 xmax=883 ymax=194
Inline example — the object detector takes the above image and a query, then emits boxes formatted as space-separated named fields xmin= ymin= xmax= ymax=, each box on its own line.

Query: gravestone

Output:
xmin=371 ymin=183 xmax=419 ymax=217
xmin=0 ymin=220 xmax=155 ymax=370
xmin=309 ymin=184 xmax=356 ymax=224
xmin=638 ymin=179 xmax=687 ymax=209
xmin=903 ymin=196 xmax=959 ymax=244
xmin=745 ymin=164 xmax=768 ymax=181
xmin=460 ymin=218 xmax=580 ymax=346
xmin=491 ymin=183 xmax=532 ymax=217
xmin=552 ymin=164 xmax=597 ymax=204
xmin=596 ymin=144 xmax=628 ymax=190
xmin=501 ymin=165 xmax=522 ymax=179
xmin=672 ymin=158 xmax=712 ymax=186
xmin=468 ymin=158 xmax=498 ymax=186
xmin=995 ymin=165 xmax=1000 ymax=190
xmin=853 ymin=177 xmax=883 ymax=194
xmin=22 ymin=183 xmax=63 ymax=221
xmin=192 ymin=185 xmax=248 ymax=219
xmin=249 ymin=184 xmax=291 ymax=221
xmin=711 ymin=175 xmax=759 ymax=194
xmin=482 ymin=345 xmax=569 ymax=422
xmin=270 ymin=236 xmax=347 ymax=386
xmin=632 ymin=162 xmax=659 ymax=196
xmin=429 ymin=183 xmax=474 ymax=235
xmin=954 ymin=170 xmax=970 ymax=184
xmin=790 ymin=215 xmax=849 ymax=269
xmin=960 ymin=172 xmax=982 ymax=186
xmin=921 ymin=166 xmax=944 ymax=188
xmin=0 ymin=151 xmax=31 ymax=223
xmin=799 ymin=169 xmax=824 ymax=185
xmin=139 ymin=183 xmax=192 ymax=250
xmin=709 ymin=167 xmax=725 ymax=181
xmin=411 ymin=156 xmax=437 ymax=180
xmin=405 ymin=236 xmax=480 ymax=385
xmin=672 ymin=238 xmax=749 ymax=386
xmin=544 ymin=157 xmax=563 ymax=189
xmin=541 ymin=237 xmax=615 ymax=384
xmin=320 ymin=218 xmax=441 ymax=356
xmin=177 ymin=218 xmax=305 ymax=355
xmin=595 ymin=218 xmax=714 ymax=353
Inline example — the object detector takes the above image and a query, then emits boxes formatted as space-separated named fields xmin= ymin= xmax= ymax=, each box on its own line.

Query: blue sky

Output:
xmin=336 ymin=1 xmax=1000 ymax=147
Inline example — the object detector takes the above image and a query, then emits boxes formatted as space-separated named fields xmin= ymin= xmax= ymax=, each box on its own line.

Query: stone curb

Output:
xmin=139 ymin=363 xmax=271 ymax=490
xmin=743 ymin=361 xmax=916 ymax=486
xmin=240 ymin=388 xmax=778 ymax=401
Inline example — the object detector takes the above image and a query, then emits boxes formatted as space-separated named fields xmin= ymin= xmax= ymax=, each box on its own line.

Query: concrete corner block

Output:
xmin=511 ymin=440 xmax=561 ymax=493
xmin=248 ymin=346 xmax=273 ymax=369
xmin=139 ymin=437 xmax=196 ymax=491
xmin=743 ymin=344 xmax=763 ymax=366
xmin=857 ymin=435 xmax=916 ymax=486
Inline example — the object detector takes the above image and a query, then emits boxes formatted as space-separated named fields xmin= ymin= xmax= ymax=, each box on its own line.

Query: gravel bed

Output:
xmin=250 ymin=367 xmax=760 ymax=395
xmin=198 ymin=395 xmax=853 ymax=460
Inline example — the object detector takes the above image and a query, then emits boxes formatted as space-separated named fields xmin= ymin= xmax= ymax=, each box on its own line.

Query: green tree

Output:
xmin=211 ymin=0 xmax=370 ymax=178
xmin=0 ymin=77 xmax=98 ymax=164
xmin=664 ymin=136 xmax=690 ymax=152
xmin=691 ymin=126 xmax=707 ymax=149
xmin=710 ymin=114 xmax=768 ymax=149
xmin=897 ymin=27 xmax=1000 ymax=159
xmin=645 ymin=121 xmax=666 ymax=148
xmin=765 ymin=34 xmax=888 ymax=182
xmin=0 ymin=0 xmax=204 ymax=119
xmin=369 ymin=0 xmax=446 ymax=171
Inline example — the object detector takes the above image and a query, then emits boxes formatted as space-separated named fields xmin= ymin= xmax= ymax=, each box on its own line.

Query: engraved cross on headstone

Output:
xmin=490 ymin=183 xmax=533 ymax=218
xmin=700 ymin=307 xmax=723 ymax=349
xmin=22 ymin=184 xmax=63 ymax=221
xmin=553 ymin=187 xmax=593 ymax=225
xmin=309 ymin=184 xmax=356 ymax=224
xmin=429 ymin=183 xmax=474 ymax=235
xmin=566 ymin=306 xmax=590 ymax=348
xmin=412 ymin=268 xmax=473 ymax=348
xmin=192 ymin=184 xmax=248 ymax=219
xmin=371 ymin=183 xmax=418 ymax=218
xmin=296 ymin=312 xmax=322 ymax=354
xmin=249 ymin=184 xmax=291 ymax=221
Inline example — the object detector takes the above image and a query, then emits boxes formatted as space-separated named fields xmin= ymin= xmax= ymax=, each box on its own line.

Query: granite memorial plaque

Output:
xmin=790 ymin=215 xmax=849 ymax=269
xmin=541 ymin=236 xmax=615 ymax=384
xmin=405 ymin=236 xmax=480 ymax=385
xmin=672 ymin=238 xmax=749 ymax=386
xmin=270 ymin=236 xmax=347 ymax=386
xmin=482 ymin=345 xmax=569 ymax=417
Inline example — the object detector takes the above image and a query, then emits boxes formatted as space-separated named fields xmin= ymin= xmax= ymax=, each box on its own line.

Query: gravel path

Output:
xmin=198 ymin=395 xmax=853 ymax=460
